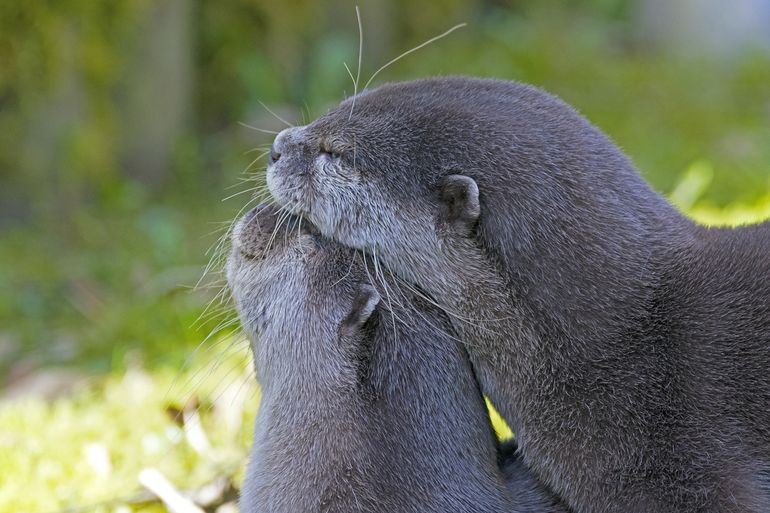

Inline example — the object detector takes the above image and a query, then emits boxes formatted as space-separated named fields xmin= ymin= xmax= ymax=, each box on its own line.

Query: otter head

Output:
xmin=227 ymin=204 xmax=380 ymax=385
xmin=267 ymin=78 xmax=509 ymax=291
xmin=266 ymin=76 xmax=654 ymax=316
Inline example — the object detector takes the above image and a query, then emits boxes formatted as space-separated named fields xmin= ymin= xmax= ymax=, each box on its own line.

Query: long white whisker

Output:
xmin=361 ymin=250 xmax=402 ymax=336
xmin=364 ymin=23 xmax=467 ymax=90
xmin=348 ymin=5 xmax=364 ymax=120
xmin=238 ymin=121 xmax=279 ymax=135
xmin=221 ymin=186 xmax=259 ymax=202
xmin=258 ymin=100 xmax=294 ymax=128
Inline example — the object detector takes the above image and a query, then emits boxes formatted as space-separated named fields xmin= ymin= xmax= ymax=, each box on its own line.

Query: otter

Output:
xmin=226 ymin=204 xmax=568 ymax=512
xmin=265 ymin=76 xmax=770 ymax=513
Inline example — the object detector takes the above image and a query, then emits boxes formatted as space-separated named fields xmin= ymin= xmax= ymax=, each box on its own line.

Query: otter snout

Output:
xmin=232 ymin=203 xmax=318 ymax=261
xmin=232 ymin=204 xmax=281 ymax=260
xmin=266 ymin=125 xmax=326 ymax=223
xmin=270 ymin=126 xmax=306 ymax=163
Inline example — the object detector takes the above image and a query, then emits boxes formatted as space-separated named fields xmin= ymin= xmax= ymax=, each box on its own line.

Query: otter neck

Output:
xmin=253 ymin=322 xmax=363 ymax=402
xmin=376 ymin=217 xmax=689 ymax=438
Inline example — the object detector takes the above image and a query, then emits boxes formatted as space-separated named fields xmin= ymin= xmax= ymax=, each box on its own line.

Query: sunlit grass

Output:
xmin=673 ymin=160 xmax=770 ymax=226
xmin=0 ymin=342 xmax=257 ymax=513
xmin=0 ymin=349 xmax=517 ymax=513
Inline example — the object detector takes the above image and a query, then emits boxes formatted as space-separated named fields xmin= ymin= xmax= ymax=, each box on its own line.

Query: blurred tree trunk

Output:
xmin=121 ymin=0 xmax=193 ymax=186
xmin=19 ymin=23 xmax=85 ymax=221
xmin=636 ymin=0 xmax=770 ymax=55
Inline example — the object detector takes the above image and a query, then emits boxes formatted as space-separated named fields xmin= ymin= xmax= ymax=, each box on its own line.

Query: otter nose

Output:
xmin=269 ymin=143 xmax=281 ymax=164
xmin=270 ymin=128 xmax=291 ymax=165
xmin=269 ymin=126 xmax=306 ymax=165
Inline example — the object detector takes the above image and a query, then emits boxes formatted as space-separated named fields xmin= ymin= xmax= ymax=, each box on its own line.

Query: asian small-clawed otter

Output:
xmin=266 ymin=76 xmax=770 ymax=513
xmin=227 ymin=204 xmax=568 ymax=512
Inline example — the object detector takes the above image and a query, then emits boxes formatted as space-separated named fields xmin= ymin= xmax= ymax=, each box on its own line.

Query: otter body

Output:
xmin=266 ymin=76 xmax=770 ymax=512
xmin=227 ymin=205 xmax=567 ymax=513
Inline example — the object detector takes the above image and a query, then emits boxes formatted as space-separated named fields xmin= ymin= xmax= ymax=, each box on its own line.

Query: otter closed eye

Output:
xmin=322 ymin=149 xmax=342 ymax=160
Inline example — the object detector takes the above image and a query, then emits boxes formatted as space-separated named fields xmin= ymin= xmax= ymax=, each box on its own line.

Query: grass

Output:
xmin=0 ymin=338 xmax=514 ymax=513
xmin=0 ymin=340 xmax=257 ymax=513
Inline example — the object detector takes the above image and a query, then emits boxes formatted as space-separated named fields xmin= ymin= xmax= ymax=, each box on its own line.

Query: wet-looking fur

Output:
xmin=266 ymin=76 xmax=770 ymax=513
xmin=227 ymin=204 xmax=567 ymax=513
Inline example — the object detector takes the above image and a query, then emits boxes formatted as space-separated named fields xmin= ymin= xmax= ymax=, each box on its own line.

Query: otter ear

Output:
xmin=342 ymin=283 xmax=381 ymax=334
xmin=440 ymin=174 xmax=480 ymax=235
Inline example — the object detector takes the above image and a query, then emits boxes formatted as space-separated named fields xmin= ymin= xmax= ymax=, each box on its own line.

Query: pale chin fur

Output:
xmin=265 ymin=166 xmax=291 ymax=211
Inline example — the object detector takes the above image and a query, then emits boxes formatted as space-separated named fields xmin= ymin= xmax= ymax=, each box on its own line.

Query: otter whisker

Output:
xmin=224 ymin=175 xmax=260 ymax=191
xmin=193 ymin=299 xmax=228 ymax=329
xmin=193 ymin=308 xmax=232 ymax=332
xmin=371 ymin=247 xmax=409 ymax=313
xmin=363 ymin=22 xmax=466 ymax=90
xmin=263 ymin=205 xmax=291 ymax=253
xmin=244 ymin=144 xmax=272 ymax=155
xmin=261 ymin=205 xmax=294 ymax=261
xmin=215 ymin=190 xmax=265 ymax=245
xmin=156 ymin=336 xmax=251 ymax=468
xmin=383 ymin=266 xmax=504 ymax=339
xmin=190 ymin=274 xmax=227 ymax=328
xmin=295 ymin=215 xmax=304 ymax=257
xmin=201 ymin=224 xmax=234 ymax=239
xmin=193 ymin=287 xmax=234 ymax=329
xmin=374 ymin=263 xmax=469 ymax=347
xmin=177 ymin=334 xmax=247 ymax=410
xmin=190 ymin=314 xmax=239 ymax=354
xmin=201 ymin=193 xmax=261 ymax=265
xmin=348 ymin=5 xmax=364 ymax=121
xmin=301 ymin=102 xmax=309 ymax=124
xmin=331 ymin=254 xmax=358 ymax=288
xmin=221 ymin=186 xmax=261 ymax=203
xmin=254 ymin=185 xmax=300 ymax=204
xmin=343 ymin=62 xmax=356 ymax=89
xmin=248 ymin=185 xmax=273 ymax=199
xmin=244 ymin=150 xmax=272 ymax=173
xmin=200 ymin=348 xmax=253 ymax=418
xmin=257 ymin=100 xmax=294 ymax=128
xmin=238 ymin=121 xmax=280 ymax=135
xmin=195 ymin=195 xmax=260 ymax=291
xmin=363 ymin=250 xmax=469 ymax=351
xmin=179 ymin=280 xmax=227 ymax=292
xmin=227 ymin=356 xmax=257 ymax=409
xmin=361 ymin=249 xmax=403 ymax=340
xmin=245 ymin=184 xmax=270 ymax=198
xmin=166 ymin=316 xmax=241 ymax=400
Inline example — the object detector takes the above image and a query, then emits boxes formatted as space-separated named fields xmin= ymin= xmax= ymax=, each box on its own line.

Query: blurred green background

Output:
xmin=0 ymin=0 xmax=769 ymax=511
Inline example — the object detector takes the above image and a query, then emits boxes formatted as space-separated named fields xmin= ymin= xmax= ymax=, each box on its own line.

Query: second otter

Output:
xmin=227 ymin=204 xmax=566 ymax=512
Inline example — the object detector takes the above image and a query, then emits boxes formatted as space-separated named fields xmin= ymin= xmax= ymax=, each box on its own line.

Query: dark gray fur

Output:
xmin=266 ymin=76 xmax=770 ymax=513
xmin=227 ymin=204 xmax=568 ymax=513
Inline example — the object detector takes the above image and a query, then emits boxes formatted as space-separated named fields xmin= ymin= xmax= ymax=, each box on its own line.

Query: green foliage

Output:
xmin=0 ymin=197 xmax=234 ymax=373
xmin=0 ymin=1 xmax=151 ymax=215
